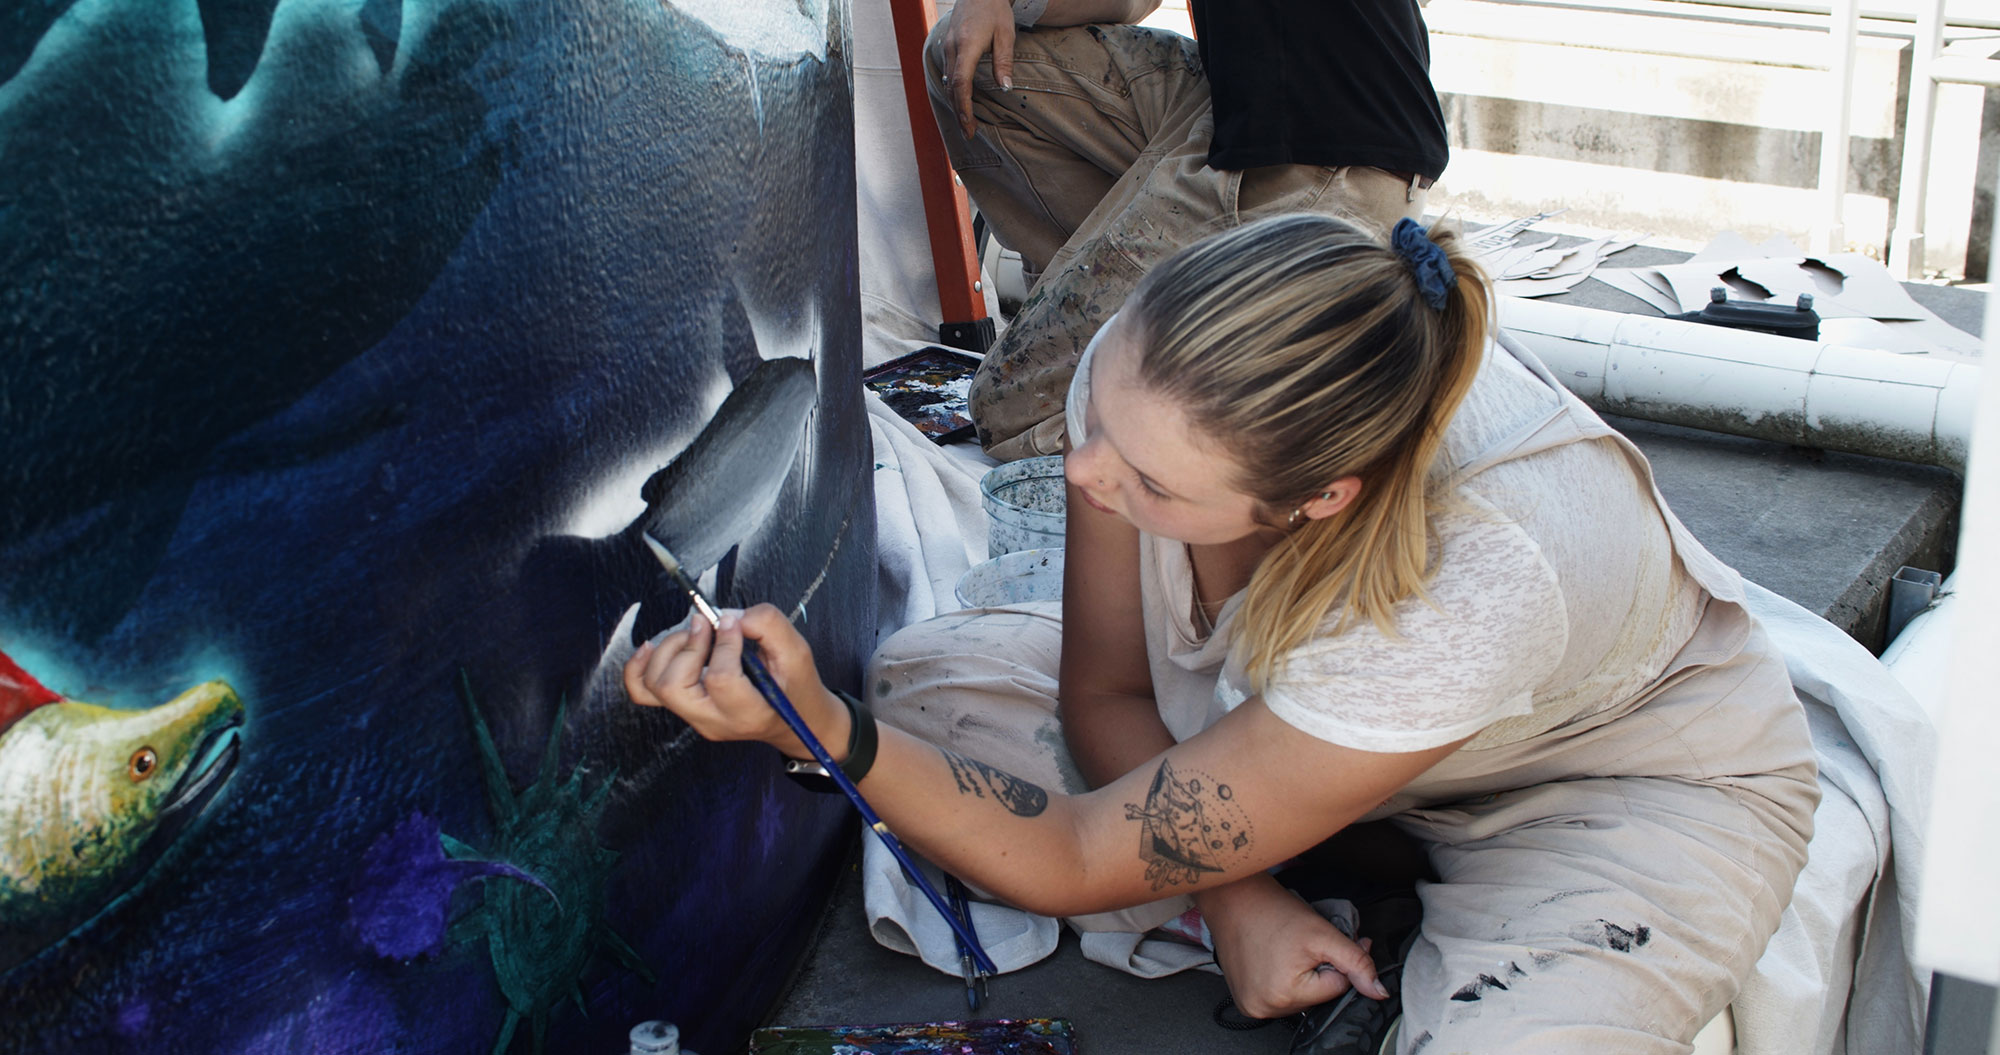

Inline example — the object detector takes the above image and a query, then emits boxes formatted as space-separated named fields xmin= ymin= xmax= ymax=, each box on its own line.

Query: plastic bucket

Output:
xmin=980 ymin=454 xmax=1066 ymax=558
xmin=955 ymin=548 xmax=1066 ymax=609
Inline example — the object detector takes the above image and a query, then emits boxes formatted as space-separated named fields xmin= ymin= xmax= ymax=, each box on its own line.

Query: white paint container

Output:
xmin=629 ymin=1021 xmax=695 ymax=1055
xmin=955 ymin=548 xmax=1066 ymax=609
xmin=980 ymin=455 xmax=1066 ymax=558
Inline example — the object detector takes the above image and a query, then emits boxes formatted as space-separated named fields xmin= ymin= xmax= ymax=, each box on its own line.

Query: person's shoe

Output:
xmin=1289 ymin=897 xmax=1421 ymax=1055
xmin=1288 ymin=979 xmax=1401 ymax=1055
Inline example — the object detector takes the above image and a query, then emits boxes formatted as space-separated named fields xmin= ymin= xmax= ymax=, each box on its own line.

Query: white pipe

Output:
xmin=1499 ymin=297 xmax=1982 ymax=474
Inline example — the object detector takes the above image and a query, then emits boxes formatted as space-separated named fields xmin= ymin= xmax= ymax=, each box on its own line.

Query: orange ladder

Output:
xmin=887 ymin=0 xmax=994 ymax=353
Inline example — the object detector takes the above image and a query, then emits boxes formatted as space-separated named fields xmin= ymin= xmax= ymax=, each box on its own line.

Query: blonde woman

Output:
xmin=626 ymin=215 xmax=1818 ymax=1053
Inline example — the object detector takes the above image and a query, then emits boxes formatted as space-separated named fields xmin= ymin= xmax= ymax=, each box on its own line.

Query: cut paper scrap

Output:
xmin=1489 ymin=234 xmax=1643 ymax=299
xmin=1653 ymin=255 xmax=1925 ymax=321
xmin=1593 ymin=267 xmax=1683 ymax=314
xmin=750 ymin=1019 xmax=1078 ymax=1055
xmin=1592 ymin=231 xmax=1983 ymax=357
xmin=1689 ymin=230 xmax=1806 ymax=262
xmin=1465 ymin=210 xmax=1567 ymax=254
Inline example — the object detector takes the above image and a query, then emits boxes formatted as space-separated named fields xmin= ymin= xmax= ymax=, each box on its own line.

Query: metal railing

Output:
xmin=1889 ymin=0 xmax=2000 ymax=279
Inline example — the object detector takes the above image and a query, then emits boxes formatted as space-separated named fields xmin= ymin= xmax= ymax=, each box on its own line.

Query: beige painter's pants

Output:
xmin=922 ymin=22 xmax=1429 ymax=461
xmin=866 ymin=597 xmax=1819 ymax=1054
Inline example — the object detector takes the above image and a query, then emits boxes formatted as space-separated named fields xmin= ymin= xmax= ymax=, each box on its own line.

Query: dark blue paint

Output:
xmin=0 ymin=0 xmax=869 ymax=1051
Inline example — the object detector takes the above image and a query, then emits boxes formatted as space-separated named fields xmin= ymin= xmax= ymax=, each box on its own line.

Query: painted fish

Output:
xmin=636 ymin=354 xmax=818 ymax=577
xmin=0 ymin=652 xmax=245 ymax=971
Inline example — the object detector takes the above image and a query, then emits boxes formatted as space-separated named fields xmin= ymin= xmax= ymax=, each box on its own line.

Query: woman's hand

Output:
xmin=938 ymin=0 xmax=1016 ymax=139
xmin=623 ymin=603 xmax=844 ymax=760
xmin=1201 ymin=876 xmax=1389 ymax=1020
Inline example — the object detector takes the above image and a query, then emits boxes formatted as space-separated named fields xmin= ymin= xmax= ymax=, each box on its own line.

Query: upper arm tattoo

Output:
xmin=942 ymin=751 xmax=1049 ymax=817
xmin=1123 ymin=760 xmax=1253 ymax=891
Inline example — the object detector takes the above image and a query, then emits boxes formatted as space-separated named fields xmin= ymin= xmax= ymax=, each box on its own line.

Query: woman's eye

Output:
xmin=1136 ymin=475 xmax=1168 ymax=499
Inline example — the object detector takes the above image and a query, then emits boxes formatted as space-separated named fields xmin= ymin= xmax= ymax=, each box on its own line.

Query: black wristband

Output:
xmin=782 ymin=689 xmax=878 ymax=791
xmin=837 ymin=689 xmax=879 ymax=784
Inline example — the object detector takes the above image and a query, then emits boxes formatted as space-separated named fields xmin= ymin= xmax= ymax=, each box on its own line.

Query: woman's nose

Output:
xmin=1064 ymin=441 xmax=1104 ymax=490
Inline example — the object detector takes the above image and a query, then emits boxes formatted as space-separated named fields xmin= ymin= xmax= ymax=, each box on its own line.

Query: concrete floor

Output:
xmin=759 ymin=262 xmax=1985 ymax=1054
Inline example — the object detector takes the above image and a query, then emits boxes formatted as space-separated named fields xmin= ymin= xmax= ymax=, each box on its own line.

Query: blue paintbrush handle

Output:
xmin=738 ymin=646 xmax=999 ymax=977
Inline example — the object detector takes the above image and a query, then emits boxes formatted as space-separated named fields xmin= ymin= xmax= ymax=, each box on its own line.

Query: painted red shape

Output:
xmin=0 ymin=649 xmax=63 ymax=734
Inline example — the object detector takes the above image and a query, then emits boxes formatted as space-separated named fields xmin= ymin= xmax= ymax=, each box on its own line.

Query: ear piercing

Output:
xmin=1287 ymin=492 xmax=1335 ymax=529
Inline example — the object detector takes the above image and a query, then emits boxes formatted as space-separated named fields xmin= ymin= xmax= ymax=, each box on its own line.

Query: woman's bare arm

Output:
xmin=624 ymin=608 xmax=1463 ymax=918
xmin=1058 ymin=476 xmax=1176 ymax=786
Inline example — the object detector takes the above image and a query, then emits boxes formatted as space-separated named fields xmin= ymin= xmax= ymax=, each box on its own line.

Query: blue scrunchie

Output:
xmin=1391 ymin=217 xmax=1455 ymax=311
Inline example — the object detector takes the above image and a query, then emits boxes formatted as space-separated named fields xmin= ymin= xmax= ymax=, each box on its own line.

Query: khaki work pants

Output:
xmin=865 ymin=599 xmax=1818 ymax=1054
xmin=922 ymin=21 xmax=1429 ymax=461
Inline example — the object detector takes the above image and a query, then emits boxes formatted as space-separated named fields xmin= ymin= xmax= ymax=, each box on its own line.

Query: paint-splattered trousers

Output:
xmin=922 ymin=21 xmax=1429 ymax=461
xmin=865 ymin=597 xmax=1819 ymax=1053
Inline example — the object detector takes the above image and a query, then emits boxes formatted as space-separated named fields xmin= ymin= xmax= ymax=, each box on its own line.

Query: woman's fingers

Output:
xmin=624 ymin=625 xmax=690 ymax=706
xmin=622 ymin=605 xmax=831 ymax=756
xmin=953 ymin=51 xmax=979 ymax=138
xmin=709 ymin=610 xmax=746 ymax=681
xmin=990 ymin=20 xmax=1015 ymax=94
xmin=622 ymin=643 xmax=657 ymax=706
xmin=1315 ymin=935 xmax=1389 ymax=1001
xmin=660 ymin=616 xmax=716 ymax=694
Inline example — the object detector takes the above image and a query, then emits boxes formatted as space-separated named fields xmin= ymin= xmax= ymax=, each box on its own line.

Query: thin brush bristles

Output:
xmin=643 ymin=534 xmax=723 ymax=628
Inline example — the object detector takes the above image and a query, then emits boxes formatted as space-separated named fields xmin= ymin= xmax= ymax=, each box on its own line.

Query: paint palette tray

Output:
xmin=750 ymin=1018 xmax=1077 ymax=1055
xmin=862 ymin=346 xmax=983 ymax=445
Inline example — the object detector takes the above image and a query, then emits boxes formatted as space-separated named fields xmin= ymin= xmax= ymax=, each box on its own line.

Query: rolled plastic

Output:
xmin=1500 ymin=297 xmax=1982 ymax=474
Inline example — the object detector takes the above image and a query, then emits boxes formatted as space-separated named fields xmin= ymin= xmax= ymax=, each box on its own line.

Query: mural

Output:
xmin=0 ymin=0 xmax=872 ymax=1050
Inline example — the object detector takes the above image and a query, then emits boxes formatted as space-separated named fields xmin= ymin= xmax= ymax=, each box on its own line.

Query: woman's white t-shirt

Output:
xmin=1066 ymin=328 xmax=1707 ymax=753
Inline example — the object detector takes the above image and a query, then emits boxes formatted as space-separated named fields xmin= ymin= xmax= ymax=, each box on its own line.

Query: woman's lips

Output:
xmin=1077 ymin=488 xmax=1116 ymax=515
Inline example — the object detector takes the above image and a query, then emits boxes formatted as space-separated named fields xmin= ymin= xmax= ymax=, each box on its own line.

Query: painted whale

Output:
xmin=0 ymin=652 xmax=245 ymax=971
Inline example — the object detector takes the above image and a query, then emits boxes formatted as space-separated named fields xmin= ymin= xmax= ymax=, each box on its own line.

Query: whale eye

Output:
xmin=129 ymin=747 xmax=158 ymax=782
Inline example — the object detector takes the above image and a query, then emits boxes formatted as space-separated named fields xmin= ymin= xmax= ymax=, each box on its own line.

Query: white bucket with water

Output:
xmin=954 ymin=548 xmax=1065 ymax=609
xmin=980 ymin=455 xmax=1066 ymax=558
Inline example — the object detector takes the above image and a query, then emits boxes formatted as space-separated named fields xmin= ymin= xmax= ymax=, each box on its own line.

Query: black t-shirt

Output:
xmin=1188 ymin=0 xmax=1448 ymax=178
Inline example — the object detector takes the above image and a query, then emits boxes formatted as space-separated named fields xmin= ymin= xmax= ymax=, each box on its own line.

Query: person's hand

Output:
xmin=938 ymin=0 xmax=1017 ymax=139
xmin=1201 ymin=876 xmax=1389 ymax=1020
xmin=623 ymin=603 xmax=843 ymax=759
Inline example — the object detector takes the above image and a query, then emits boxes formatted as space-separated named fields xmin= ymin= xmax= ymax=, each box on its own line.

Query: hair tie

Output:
xmin=1390 ymin=218 xmax=1454 ymax=311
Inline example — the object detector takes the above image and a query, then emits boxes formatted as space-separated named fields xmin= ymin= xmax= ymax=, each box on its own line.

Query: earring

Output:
xmin=1288 ymin=493 xmax=1335 ymax=530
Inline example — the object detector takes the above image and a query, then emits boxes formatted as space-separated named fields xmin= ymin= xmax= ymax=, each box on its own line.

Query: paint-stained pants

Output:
xmin=866 ymin=599 xmax=1818 ymax=1054
xmin=922 ymin=22 xmax=1428 ymax=461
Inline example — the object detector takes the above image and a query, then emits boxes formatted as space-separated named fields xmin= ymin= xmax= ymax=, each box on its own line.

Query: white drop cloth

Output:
xmin=865 ymin=393 xmax=996 ymax=646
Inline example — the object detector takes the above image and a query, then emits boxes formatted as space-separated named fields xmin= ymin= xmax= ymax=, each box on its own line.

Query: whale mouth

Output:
xmin=158 ymin=713 xmax=245 ymax=825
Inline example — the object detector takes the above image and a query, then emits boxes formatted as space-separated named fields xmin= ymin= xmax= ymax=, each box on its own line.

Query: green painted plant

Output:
xmin=448 ymin=675 xmax=654 ymax=1055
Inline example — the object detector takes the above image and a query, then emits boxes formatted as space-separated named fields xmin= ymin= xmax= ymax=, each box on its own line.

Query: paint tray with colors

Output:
xmin=748 ymin=1018 xmax=1077 ymax=1055
xmin=862 ymin=346 xmax=983 ymax=444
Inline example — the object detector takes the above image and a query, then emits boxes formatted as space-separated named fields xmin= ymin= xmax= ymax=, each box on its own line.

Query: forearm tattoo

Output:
xmin=1123 ymin=760 xmax=1254 ymax=891
xmin=942 ymin=751 xmax=1049 ymax=817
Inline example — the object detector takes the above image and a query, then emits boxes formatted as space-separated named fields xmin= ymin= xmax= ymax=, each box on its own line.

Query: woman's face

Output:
xmin=1064 ymin=316 xmax=1282 ymax=546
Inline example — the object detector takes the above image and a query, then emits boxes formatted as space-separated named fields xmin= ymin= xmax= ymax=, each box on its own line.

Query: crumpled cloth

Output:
xmin=1731 ymin=582 xmax=1932 ymax=1055
xmin=865 ymin=391 xmax=995 ymax=647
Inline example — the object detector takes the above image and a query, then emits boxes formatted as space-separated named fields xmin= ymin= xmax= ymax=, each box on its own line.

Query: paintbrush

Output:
xmin=641 ymin=534 xmax=998 ymax=978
